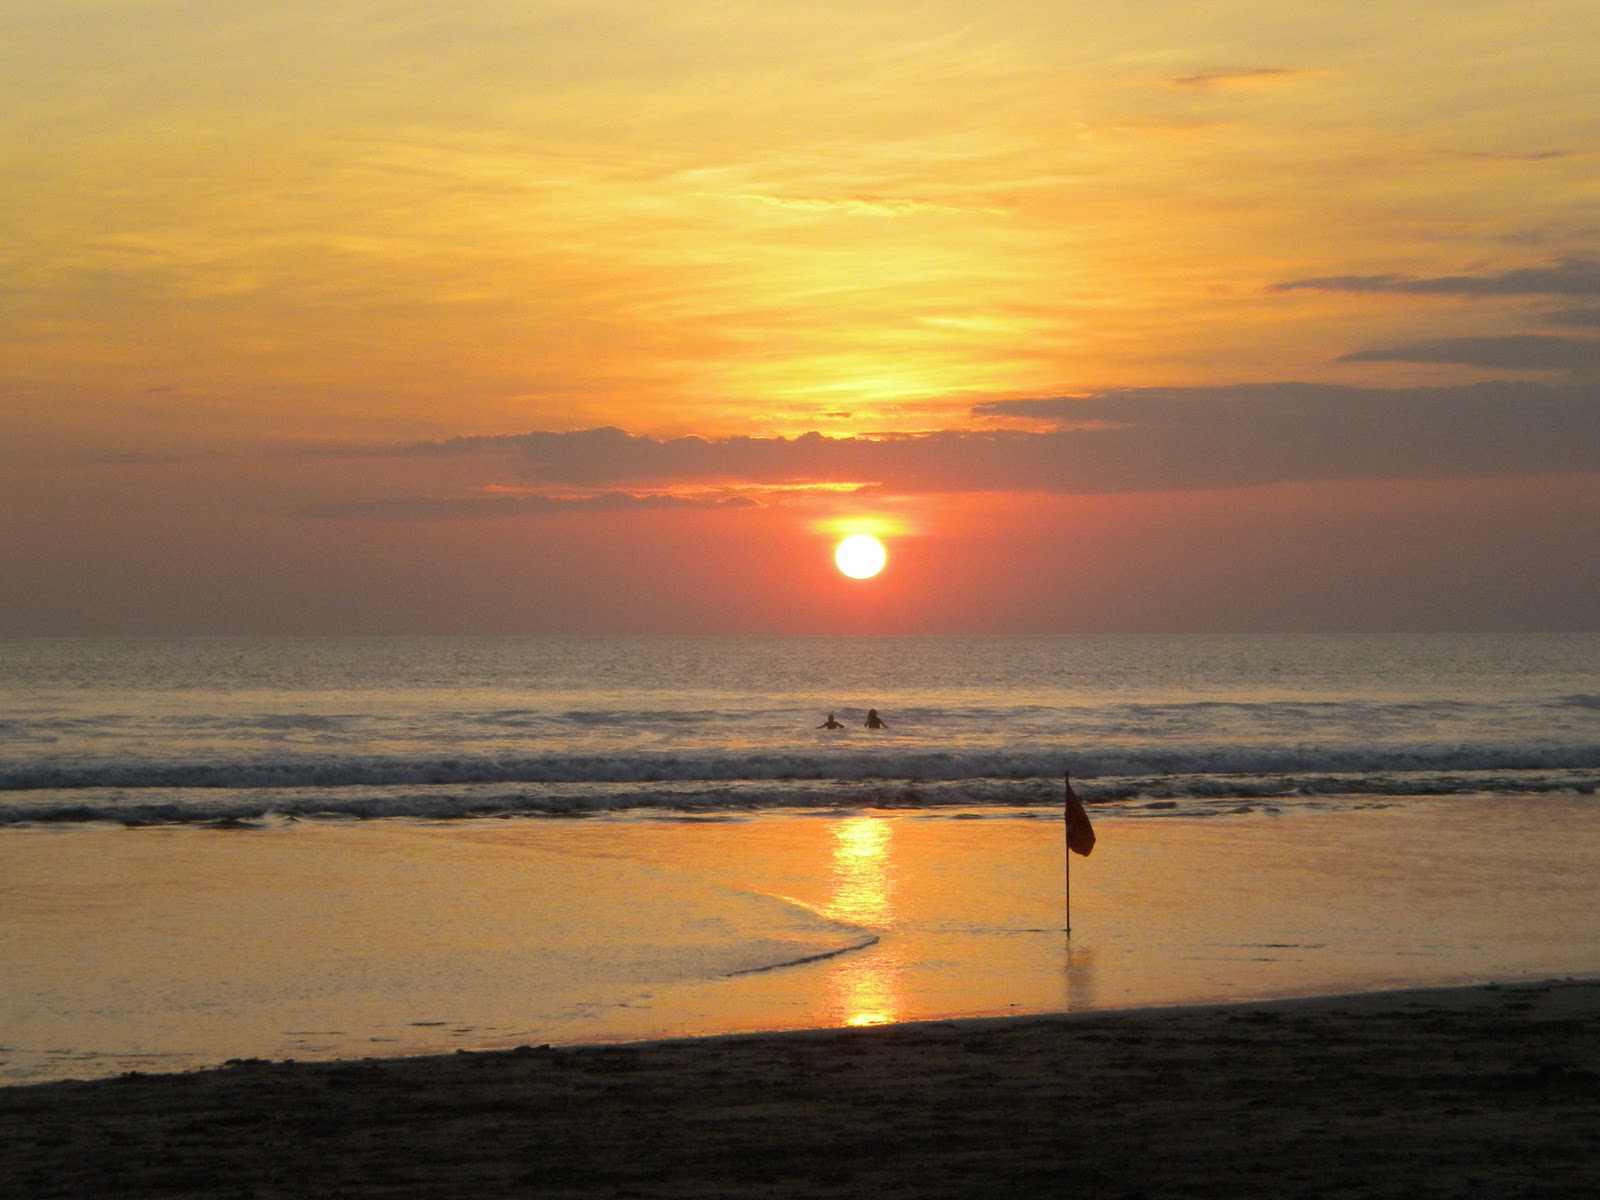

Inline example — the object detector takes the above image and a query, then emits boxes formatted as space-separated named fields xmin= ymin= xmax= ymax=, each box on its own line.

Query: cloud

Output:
xmin=735 ymin=193 xmax=984 ymax=217
xmin=404 ymin=381 xmax=1596 ymax=499
xmin=302 ymin=490 xmax=758 ymax=520
xmin=1458 ymin=149 xmax=1572 ymax=162
xmin=967 ymin=382 xmax=1596 ymax=492
xmin=1339 ymin=334 xmax=1600 ymax=371
xmin=1275 ymin=257 xmax=1600 ymax=296
xmin=1167 ymin=68 xmax=1311 ymax=91
xmin=1543 ymin=308 xmax=1600 ymax=328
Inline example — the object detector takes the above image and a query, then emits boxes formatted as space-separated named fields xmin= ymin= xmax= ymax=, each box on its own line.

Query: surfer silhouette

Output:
xmin=818 ymin=713 xmax=843 ymax=729
xmin=864 ymin=709 xmax=886 ymax=729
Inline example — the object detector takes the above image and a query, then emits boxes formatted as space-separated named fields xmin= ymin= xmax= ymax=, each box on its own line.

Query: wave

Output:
xmin=2 ymin=766 xmax=1595 ymax=827
xmin=4 ymin=740 xmax=1597 ymax=794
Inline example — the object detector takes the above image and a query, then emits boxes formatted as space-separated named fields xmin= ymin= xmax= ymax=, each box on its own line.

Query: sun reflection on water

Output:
xmin=824 ymin=816 xmax=899 ymax=1027
xmin=837 ymin=957 xmax=898 ymax=1028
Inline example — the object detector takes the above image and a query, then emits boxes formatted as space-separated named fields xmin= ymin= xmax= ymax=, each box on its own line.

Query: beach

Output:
xmin=4 ymin=977 xmax=1599 ymax=1199
xmin=8 ymin=797 xmax=1600 ymax=1083
xmin=6 ymin=803 xmax=1600 ymax=1199
xmin=4 ymin=634 xmax=1598 ymax=1194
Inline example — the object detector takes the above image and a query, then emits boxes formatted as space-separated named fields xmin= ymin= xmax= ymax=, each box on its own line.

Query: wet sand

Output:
xmin=9 ymin=798 xmax=1600 ymax=1085
xmin=4 ymin=977 xmax=1598 ymax=1199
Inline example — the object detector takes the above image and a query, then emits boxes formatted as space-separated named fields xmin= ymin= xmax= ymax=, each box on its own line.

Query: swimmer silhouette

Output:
xmin=819 ymin=713 xmax=843 ymax=729
xmin=864 ymin=708 xmax=886 ymax=729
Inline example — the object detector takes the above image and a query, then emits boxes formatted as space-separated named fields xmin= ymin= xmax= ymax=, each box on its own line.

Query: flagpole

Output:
xmin=1063 ymin=771 xmax=1072 ymax=935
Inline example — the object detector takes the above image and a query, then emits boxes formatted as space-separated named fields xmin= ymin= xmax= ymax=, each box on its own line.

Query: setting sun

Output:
xmin=834 ymin=534 xmax=887 ymax=580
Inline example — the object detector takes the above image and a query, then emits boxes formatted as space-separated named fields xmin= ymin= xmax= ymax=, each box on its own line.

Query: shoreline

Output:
xmin=635 ymin=969 xmax=1600 ymax=1048
xmin=5 ymin=976 xmax=1600 ymax=1198
xmin=9 ymin=797 xmax=1600 ymax=1086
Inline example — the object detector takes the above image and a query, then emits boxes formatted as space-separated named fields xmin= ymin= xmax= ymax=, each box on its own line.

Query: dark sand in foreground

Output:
xmin=4 ymin=979 xmax=1599 ymax=1199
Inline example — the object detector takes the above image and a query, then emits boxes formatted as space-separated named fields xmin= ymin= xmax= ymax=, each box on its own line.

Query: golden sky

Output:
xmin=3 ymin=2 xmax=1598 ymax=633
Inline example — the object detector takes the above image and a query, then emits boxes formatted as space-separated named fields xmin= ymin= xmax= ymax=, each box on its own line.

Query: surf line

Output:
xmin=724 ymin=933 xmax=881 ymax=977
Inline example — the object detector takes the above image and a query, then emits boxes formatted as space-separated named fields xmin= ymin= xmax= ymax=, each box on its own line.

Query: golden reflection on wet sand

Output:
xmin=821 ymin=817 xmax=899 ymax=1026
xmin=8 ymin=799 xmax=1600 ymax=1083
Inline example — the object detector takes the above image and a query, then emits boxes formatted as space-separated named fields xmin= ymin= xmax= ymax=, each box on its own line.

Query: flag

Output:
xmin=1065 ymin=772 xmax=1095 ymax=857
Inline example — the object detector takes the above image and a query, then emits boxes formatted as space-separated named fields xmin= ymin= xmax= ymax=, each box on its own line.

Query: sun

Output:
xmin=835 ymin=534 xmax=887 ymax=579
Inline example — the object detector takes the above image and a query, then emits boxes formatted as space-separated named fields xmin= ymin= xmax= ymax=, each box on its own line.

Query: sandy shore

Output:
xmin=4 ymin=977 xmax=1598 ymax=1199
xmin=12 ymin=799 xmax=1600 ymax=1086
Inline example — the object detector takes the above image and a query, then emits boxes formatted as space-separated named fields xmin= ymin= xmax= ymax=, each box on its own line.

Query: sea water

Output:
xmin=3 ymin=633 xmax=1598 ymax=1083
xmin=4 ymin=632 xmax=1596 ymax=823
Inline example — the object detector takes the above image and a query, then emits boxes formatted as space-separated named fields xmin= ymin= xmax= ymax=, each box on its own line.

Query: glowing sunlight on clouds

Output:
xmin=3 ymin=1 xmax=1598 ymax=633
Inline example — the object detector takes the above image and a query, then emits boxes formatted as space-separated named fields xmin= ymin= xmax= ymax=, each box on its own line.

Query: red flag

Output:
xmin=1065 ymin=772 xmax=1095 ymax=857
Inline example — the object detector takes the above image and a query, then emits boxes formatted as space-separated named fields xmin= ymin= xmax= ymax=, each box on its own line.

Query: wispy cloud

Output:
xmin=1456 ymin=148 xmax=1573 ymax=162
xmin=1166 ymin=67 xmax=1314 ymax=91
xmin=302 ymin=490 xmax=759 ymax=520
xmin=1339 ymin=334 xmax=1600 ymax=371
xmin=735 ymin=192 xmax=992 ymax=217
xmin=1542 ymin=308 xmax=1600 ymax=328
xmin=1275 ymin=257 xmax=1600 ymax=296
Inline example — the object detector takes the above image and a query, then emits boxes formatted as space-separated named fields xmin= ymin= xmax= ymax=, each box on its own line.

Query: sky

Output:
xmin=3 ymin=1 xmax=1598 ymax=636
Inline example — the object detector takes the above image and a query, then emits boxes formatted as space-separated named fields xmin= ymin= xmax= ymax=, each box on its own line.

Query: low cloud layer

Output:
xmin=405 ymin=381 xmax=1597 ymax=500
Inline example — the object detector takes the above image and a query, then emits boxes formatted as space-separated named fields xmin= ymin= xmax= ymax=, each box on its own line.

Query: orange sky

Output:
xmin=3 ymin=2 xmax=1597 ymax=634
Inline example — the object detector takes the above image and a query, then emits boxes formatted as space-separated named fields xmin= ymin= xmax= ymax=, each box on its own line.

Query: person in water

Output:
xmin=864 ymin=708 xmax=886 ymax=729
xmin=818 ymin=713 xmax=843 ymax=729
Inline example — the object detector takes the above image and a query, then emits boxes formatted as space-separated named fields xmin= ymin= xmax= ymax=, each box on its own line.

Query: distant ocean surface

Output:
xmin=4 ymin=633 xmax=1597 ymax=826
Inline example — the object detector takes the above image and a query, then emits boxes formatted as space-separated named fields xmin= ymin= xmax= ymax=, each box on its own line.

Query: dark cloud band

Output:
xmin=405 ymin=380 xmax=1597 ymax=498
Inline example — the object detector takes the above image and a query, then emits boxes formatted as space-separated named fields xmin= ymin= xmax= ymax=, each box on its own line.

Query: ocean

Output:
xmin=4 ymin=633 xmax=1599 ymax=1084
xmin=4 ymin=632 xmax=1597 ymax=825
